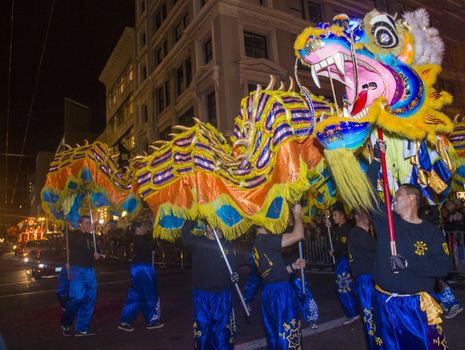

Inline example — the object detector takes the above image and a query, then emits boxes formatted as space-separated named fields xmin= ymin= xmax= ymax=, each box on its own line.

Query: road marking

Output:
xmin=0 ymin=269 xmax=128 ymax=288
xmin=0 ymin=279 xmax=131 ymax=298
xmin=235 ymin=317 xmax=347 ymax=350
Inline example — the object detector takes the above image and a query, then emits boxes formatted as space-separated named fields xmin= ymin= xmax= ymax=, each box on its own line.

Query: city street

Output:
xmin=0 ymin=253 xmax=464 ymax=350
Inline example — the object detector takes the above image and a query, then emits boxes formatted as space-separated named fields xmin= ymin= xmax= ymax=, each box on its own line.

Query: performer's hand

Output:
xmin=388 ymin=255 xmax=408 ymax=272
xmin=374 ymin=140 xmax=386 ymax=159
xmin=94 ymin=252 xmax=104 ymax=260
xmin=246 ymin=303 xmax=252 ymax=314
xmin=230 ymin=272 xmax=239 ymax=284
xmin=293 ymin=258 xmax=306 ymax=270
xmin=293 ymin=203 xmax=302 ymax=217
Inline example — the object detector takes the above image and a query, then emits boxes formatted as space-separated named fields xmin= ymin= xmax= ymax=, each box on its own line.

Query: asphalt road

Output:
xmin=0 ymin=253 xmax=464 ymax=350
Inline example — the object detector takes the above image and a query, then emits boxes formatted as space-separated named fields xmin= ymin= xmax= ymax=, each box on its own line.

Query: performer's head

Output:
xmin=393 ymin=184 xmax=421 ymax=214
xmin=205 ymin=222 xmax=222 ymax=240
xmin=331 ymin=203 xmax=346 ymax=227
xmin=78 ymin=215 xmax=93 ymax=233
xmin=354 ymin=211 xmax=370 ymax=228
xmin=131 ymin=220 xmax=148 ymax=235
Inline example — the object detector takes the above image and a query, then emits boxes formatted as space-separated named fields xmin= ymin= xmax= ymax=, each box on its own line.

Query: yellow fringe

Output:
xmin=324 ymin=148 xmax=378 ymax=213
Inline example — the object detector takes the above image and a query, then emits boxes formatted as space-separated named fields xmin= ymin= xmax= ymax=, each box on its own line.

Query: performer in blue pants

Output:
xmin=61 ymin=215 xmax=102 ymax=337
xmin=56 ymin=264 xmax=69 ymax=311
xmin=366 ymin=140 xmax=450 ymax=349
xmin=182 ymin=220 xmax=237 ymax=350
xmin=254 ymin=203 xmax=306 ymax=350
xmin=118 ymin=221 xmax=163 ymax=331
xmin=243 ymin=248 xmax=319 ymax=327
xmin=347 ymin=212 xmax=376 ymax=349
xmin=327 ymin=204 xmax=358 ymax=325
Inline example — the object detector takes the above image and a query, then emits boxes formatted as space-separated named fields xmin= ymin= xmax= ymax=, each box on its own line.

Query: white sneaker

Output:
xmin=444 ymin=304 xmax=463 ymax=319
xmin=342 ymin=315 xmax=360 ymax=325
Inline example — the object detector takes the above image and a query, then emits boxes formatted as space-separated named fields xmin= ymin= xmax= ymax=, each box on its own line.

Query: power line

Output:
xmin=4 ymin=0 xmax=15 ymax=205
xmin=10 ymin=0 xmax=56 ymax=204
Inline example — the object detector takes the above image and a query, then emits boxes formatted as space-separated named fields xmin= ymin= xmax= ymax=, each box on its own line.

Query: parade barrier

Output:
xmin=444 ymin=231 xmax=465 ymax=275
xmin=304 ymin=234 xmax=335 ymax=269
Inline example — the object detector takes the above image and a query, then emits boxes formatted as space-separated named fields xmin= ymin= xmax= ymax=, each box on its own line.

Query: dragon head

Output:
xmin=294 ymin=8 xmax=453 ymax=148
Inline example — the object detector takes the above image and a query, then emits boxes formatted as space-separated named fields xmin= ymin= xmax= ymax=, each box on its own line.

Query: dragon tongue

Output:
xmin=350 ymin=90 xmax=368 ymax=116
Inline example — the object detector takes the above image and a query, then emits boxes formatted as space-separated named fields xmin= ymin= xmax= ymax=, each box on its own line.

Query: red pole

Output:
xmin=377 ymin=128 xmax=397 ymax=256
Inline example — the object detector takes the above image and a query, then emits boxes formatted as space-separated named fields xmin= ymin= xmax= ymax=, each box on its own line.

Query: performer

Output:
xmin=367 ymin=140 xmax=450 ymax=349
xmin=60 ymin=215 xmax=103 ymax=336
xmin=243 ymin=244 xmax=319 ymax=328
xmin=326 ymin=205 xmax=358 ymax=325
xmin=182 ymin=220 xmax=237 ymax=350
xmin=56 ymin=264 xmax=69 ymax=311
xmin=347 ymin=212 xmax=376 ymax=349
xmin=118 ymin=220 xmax=163 ymax=332
xmin=253 ymin=203 xmax=306 ymax=349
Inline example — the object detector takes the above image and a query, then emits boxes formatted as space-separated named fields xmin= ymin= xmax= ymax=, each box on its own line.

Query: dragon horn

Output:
xmin=278 ymin=81 xmax=285 ymax=91
xmin=266 ymin=75 xmax=276 ymax=90
xmin=288 ymin=77 xmax=295 ymax=92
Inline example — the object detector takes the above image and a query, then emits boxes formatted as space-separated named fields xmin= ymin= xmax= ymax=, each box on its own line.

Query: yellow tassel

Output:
xmin=324 ymin=148 xmax=379 ymax=213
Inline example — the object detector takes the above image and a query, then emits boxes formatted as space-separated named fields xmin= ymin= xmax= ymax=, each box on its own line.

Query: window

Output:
xmin=178 ymin=108 xmax=195 ymax=127
xmin=155 ymin=41 xmax=168 ymax=66
xmin=244 ymin=32 xmax=267 ymax=59
xmin=207 ymin=92 xmax=217 ymax=127
xmin=290 ymin=0 xmax=304 ymax=19
xmin=159 ymin=126 xmax=171 ymax=141
xmin=157 ymin=81 xmax=170 ymax=113
xmin=139 ymin=30 xmax=147 ymax=48
xmin=176 ymin=66 xmax=185 ymax=96
xmin=140 ymin=64 xmax=147 ymax=82
xmin=175 ymin=14 xmax=189 ymax=42
xmin=204 ymin=38 xmax=212 ymax=63
xmin=141 ymin=104 xmax=148 ymax=123
xmin=153 ymin=3 xmax=167 ymax=32
xmin=307 ymin=1 xmax=323 ymax=23
xmin=138 ymin=0 xmax=146 ymax=15
xmin=176 ymin=58 xmax=192 ymax=96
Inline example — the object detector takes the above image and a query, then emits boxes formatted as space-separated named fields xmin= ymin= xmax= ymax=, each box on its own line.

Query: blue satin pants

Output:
xmin=435 ymin=284 xmax=459 ymax=310
xmin=262 ymin=281 xmax=302 ymax=350
xmin=119 ymin=263 xmax=161 ymax=325
xmin=353 ymin=274 xmax=375 ymax=350
xmin=290 ymin=275 xmax=319 ymax=324
xmin=335 ymin=256 xmax=357 ymax=318
xmin=372 ymin=288 xmax=448 ymax=350
xmin=61 ymin=266 xmax=97 ymax=332
xmin=192 ymin=288 xmax=235 ymax=350
xmin=56 ymin=265 xmax=69 ymax=309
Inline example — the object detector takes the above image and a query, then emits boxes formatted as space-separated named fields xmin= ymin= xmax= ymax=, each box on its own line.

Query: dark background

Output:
xmin=0 ymin=0 xmax=134 ymax=226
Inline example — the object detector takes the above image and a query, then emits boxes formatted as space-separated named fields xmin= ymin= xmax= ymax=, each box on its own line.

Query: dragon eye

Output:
xmin=370 ymin=14 xmax=398 ymax=48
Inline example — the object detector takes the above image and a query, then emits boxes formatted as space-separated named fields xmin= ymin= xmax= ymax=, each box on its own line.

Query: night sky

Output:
xmin=0 ymin=0 xmax=134 ymax=226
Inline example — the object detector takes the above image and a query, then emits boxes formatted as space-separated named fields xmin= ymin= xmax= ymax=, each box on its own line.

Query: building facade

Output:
xmin=129 ymin=0 xmax=465 ymax=153
xmin=99 ymin=27 xmax=136 ymax=164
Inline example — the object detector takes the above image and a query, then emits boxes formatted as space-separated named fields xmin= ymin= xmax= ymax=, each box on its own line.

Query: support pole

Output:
xmin=325 ymin=211 xmax=336 ymax=264
xmin=377 ymin=128 xmax=397 ymax=257
xmin=65 ymin=220 xmax=70 ymax=280
xmin=87 ymin=192 xmax=97 ymax=254
xmin=212 ymin=228 xmax=250 ymax=317
xmin=298 ymin=241 xmax=306 ymax=294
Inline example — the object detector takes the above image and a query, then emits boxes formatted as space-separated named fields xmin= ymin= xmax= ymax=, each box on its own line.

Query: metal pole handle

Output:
xmin=298 ymin=241 xmax=306 ymax=294
xmin=325 ymin=211 xmax=336 ymax=264
xmin=212 ymin=228 xmax=250 ymax=317
xmin=87 ymin=192 xmax=98 ymax=254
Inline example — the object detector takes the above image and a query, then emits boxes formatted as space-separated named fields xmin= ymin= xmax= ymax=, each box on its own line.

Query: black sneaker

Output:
xmin=118 ymin=323 xmax=135 ymax=332
xmin=146 ymin=321 xmax=164 ymax=329
xmin=75 ymin=330 xmax=96 ymax=337
xmin=62 ymin=326 xmax=72 ymax=337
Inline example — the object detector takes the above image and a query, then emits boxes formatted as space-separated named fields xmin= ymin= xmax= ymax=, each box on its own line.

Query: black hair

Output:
xmin=130 ymin=221 xmax=143 ymax=235
xmin=78 ymin=215 xmax=91 ymax=224
xmin=399 ymin=183 xmax=422 ymax=207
